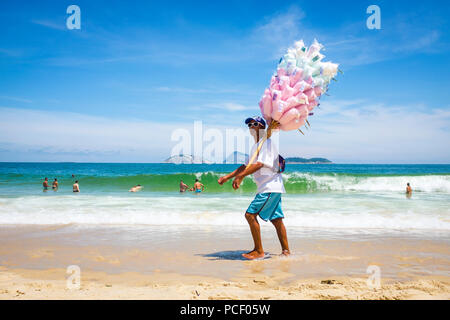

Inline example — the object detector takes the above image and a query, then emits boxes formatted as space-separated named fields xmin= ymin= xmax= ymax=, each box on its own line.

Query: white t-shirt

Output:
xmin=245 ymin=138 xmax=285 ymax=194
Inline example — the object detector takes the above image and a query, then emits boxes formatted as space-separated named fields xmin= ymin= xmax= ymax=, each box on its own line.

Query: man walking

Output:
xmin=218 ymin=116 xmax=290 ymax=260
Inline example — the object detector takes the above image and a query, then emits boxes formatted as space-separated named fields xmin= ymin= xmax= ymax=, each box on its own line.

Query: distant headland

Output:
xmin=284 ymin=157 xmax=332 ymax=164
xmin=164 ymin=154 xmax=332 ymax=164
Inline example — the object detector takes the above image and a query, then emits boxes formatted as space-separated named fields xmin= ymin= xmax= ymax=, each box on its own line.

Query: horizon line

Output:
xmin=1 ymin=161 xmax=450 ymax=165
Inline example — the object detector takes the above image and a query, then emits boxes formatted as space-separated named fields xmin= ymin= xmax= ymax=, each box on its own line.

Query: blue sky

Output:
xmin=0 ymin=0 xmax=449 ymax=163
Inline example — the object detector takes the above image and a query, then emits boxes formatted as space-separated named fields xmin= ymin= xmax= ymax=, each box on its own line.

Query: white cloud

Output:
xmin=248 ymin=6 xmax=306 ymax=58
xmin=151 ymin=86 xmax=239 ymax=94
xmin=31 ymin=20 xmax=67 ymax=31
xmin=31 ymin=5 xmax=445 ymax=70
xmin=1 ymin=101 xmax=449 ymax=163
xmin=0 ymin=48 xmax=22 ymax=57
xmin=0 ymin=95 xmax=32 ymax=104
xmin=0 ymin=107 xmax=252 ymax=162
xmin=0 ymin=107 xmax=177 ymax=162
xmin=205 ymin=102 xmax=254 ymax=112
xmin=279 ymin=100 xmax=450 ymax=163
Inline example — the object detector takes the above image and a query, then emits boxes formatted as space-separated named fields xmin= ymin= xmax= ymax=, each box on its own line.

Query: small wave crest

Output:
xmin=283 ymin=172 xmax=450 ymax=193
xmin=0 ymin=195 xmax=448 ymax=231
xmin=2 ymin=171 xmax=450 ymax=194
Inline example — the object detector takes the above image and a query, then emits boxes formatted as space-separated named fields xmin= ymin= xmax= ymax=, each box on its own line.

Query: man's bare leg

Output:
xmin=242 ymin=212 xmax=265 ymax=260
xmin=271 ymin=218 xmax=290 ymax=256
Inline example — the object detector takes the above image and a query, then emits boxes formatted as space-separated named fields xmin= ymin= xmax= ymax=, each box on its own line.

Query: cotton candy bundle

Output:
xmin=259 ymin=39 xmax=339 ymax=132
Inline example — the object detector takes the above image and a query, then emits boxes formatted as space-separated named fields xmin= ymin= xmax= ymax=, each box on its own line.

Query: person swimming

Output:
xmin=179 ymin=180 xmax=189 ymax=193
xmin=52 ymin=178 xmax=58 ymax=190
xmin=43 ymin=177 xmax=49 ymax=191
xmin=73 ymin=180 xmax=80 ymax=193
xmin=193 ymin=179 xmax=204 ymax=193
xmin=129 ymin=185 xmax=142 ymax=192
xmin=406 ymin=182 xmax=412 ymax=198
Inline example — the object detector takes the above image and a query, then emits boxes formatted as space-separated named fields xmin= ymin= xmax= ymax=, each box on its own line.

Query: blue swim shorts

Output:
xmin=246 ymin=193 xmax=284 ymax=221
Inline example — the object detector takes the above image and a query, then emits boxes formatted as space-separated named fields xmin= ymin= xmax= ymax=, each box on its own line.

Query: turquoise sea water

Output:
xmin=0 ymin=163 xmax=449 ymax=235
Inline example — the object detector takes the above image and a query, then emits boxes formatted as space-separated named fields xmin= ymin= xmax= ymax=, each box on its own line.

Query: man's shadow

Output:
xmin=196 ymin=250 xmax=271 ymax=261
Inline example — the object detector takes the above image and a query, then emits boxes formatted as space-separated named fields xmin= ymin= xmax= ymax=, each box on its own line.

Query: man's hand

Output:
xmin=232 ymin=176 xmax=243 ymax=190
xmin=218 ymin=176 xmax=229 ymax=185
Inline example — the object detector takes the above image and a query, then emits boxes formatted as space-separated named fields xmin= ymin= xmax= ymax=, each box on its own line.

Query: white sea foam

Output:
xmin=0 ymin=193 xmax=448 ymax=233
xmin=283 ymin=173 xmax=450 ymax=193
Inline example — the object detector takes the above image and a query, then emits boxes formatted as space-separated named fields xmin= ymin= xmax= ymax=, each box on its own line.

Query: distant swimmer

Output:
xmin=52 ymin=178 xmax=58 ymax=190
xmin=73 ymin=180 xmax=80 ymax=193
xmin=129 ymin=185 xmax=142 ymax=192
xmin=193 ymin=179 xmax=204 ymax=193
xmin=43 ymin=177 xmax=49 ymax=191
xmin=179 ymin=180 xmax=189 ymax=193
xmin=406 ymin=182 xmax=412 ymax=198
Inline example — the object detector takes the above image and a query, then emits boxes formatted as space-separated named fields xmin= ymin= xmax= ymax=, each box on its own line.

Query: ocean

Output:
xmin=0 ymin=163 xmax=449 ymax=237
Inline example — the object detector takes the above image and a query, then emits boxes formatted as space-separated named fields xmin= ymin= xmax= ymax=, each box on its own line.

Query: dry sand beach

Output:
xmin=1 ymin=268 xmax=449 ymax=300
xmin=0 ymin=225 xmax=448 ymax=300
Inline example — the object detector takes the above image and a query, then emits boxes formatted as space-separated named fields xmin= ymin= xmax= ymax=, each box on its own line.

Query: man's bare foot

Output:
xmin=242 ymin=250 xmax=265 ymax=260
xmin=281 ymin=249 xmax=290 ymax=257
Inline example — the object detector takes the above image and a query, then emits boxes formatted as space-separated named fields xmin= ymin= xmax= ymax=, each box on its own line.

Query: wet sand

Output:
xmin=0 ymin=225 xmax=449 ymax=299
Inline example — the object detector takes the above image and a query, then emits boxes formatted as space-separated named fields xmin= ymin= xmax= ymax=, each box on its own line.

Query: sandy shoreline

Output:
xmin=1 ymin=267 xmax=449 ymax=300
xmin=0 ymin=225 xmax=449 ymax=300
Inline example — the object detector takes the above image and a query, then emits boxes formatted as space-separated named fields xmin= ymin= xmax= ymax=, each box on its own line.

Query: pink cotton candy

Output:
xmin=296 ymin=104 xmax=309 ymax=117
xmin=271 ymin=100 xmax=286 ymax=121
xmin=304 ymin=88 xmax=317 ymax=102
xmin=270 ymin=82 xmax=281 ymax=91
xmin=271 ymin=90 xmax=281 ymax=102
xmin=277 ymin=68 xmax=286 ymax=77
xmin=279 ymin=76 xmax=290 ymax=88
xmin=279 ymin=108 xmax=300 ymax=125
xmin=293 ymin=81 xmax=311 ymax=93
xmin=280 ymin=117 xmax=306 ymax=131
xmin=281 ymin=86 xmax=295 ymax=101
xmin=313 ymin=86 xmax=322 ymax=97
xmin=290 ymin=70 xmax=303 ymax=87
xmin=256 ymin=39 xmax=340 ymax=133
xmin=270 ymin=76 xmax=278 ymax=87
xmin=294 ymin=92 xmax=308 ymax=105
xmin=285 ymin=96 xmax=300 ymax=111
xmin=260 ymin=94 xmax=272 ymax=120
xmin=270 ymin=77 xmax=281 ymax=91
xmin=307 ymin=99 xmax=318 ymax=111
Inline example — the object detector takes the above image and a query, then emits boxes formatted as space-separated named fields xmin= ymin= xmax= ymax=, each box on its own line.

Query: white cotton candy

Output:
xmin=296 ymin=59 xmax=305 ymax=69
xmin=321 ymin=62 xmax=339 ymax=77
xmin=307 ymin=39 xmax=323 ymax=58
xmin=311 ymin=65 xmax=322 ymax=78
xmin=313 ymin=77 xmax=325 ymax=88
xmin=312 ymin=52 xmax=325 ymax=63
xmin=294 ymin=40 xmax=305 ymax=50
xmin=303 ymin=65 xmax=314 ymax=79
xmin=287 ymin=48 xmax=297 ymax=57
xmin=285 ymin=53 xmax=296 ymax=61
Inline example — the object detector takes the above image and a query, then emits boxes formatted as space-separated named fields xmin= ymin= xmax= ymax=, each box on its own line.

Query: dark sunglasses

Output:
xmin=247 ymin=122 xmax=261 ymax=128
